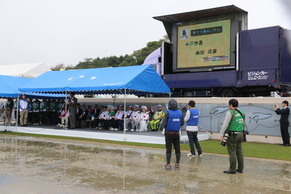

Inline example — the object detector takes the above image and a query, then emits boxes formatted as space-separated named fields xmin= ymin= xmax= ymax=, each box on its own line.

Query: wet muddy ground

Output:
xmin=0 ymin=135 xmax=290 ymax=194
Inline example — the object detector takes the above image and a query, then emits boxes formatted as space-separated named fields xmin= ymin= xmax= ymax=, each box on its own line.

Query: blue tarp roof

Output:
xmin=0 ymin=75 xmax=65 ymax=99
xmin=0 ymin=75 xmax=29 ymax=98
xmin=19 ymin=65 xmax=171 ymax=95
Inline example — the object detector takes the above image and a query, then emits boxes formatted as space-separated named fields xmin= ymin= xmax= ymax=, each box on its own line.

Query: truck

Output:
xmin=153 ymin=5 xmax=291 ymax=97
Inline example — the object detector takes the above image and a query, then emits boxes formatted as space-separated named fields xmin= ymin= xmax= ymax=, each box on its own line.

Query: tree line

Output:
xmin=51 ymin=36 xmax=167 ymax=71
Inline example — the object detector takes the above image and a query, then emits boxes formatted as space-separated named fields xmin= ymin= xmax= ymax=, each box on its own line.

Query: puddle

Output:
xmin=0 ymin=174 xmax=16 ymax=185
xmin=0 ymin=135 xmax=290 ymax=193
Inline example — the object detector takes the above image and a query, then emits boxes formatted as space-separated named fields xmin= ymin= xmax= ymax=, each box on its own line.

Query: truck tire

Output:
xmin=219 ymin=88 xmax=235 ymax=97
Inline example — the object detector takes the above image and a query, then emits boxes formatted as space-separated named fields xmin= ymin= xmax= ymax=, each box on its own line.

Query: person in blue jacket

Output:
xmin=185 ymin=100 xmax=202 ymax=158
xmin=162 ymin=99 xmax=184 ymax=169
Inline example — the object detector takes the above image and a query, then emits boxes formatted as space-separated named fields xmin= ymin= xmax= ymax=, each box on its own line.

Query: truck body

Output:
xmin=154 ymin=6 xmax=291 ymax=97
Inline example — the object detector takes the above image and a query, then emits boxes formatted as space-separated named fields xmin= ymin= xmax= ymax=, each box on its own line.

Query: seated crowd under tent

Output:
xmin=0 ymin=98 xmax=166 ymax=132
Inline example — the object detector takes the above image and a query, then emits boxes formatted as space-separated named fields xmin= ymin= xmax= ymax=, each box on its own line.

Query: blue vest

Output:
xmin=166 ymin=110 xmax=182 ymax=132
xmin=187 ymin=109 xmax=199 ymax=126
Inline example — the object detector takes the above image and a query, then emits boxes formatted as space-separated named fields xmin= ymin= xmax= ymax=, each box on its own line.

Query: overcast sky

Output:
xmin=0 ymin=0 xmax=290 ymax=67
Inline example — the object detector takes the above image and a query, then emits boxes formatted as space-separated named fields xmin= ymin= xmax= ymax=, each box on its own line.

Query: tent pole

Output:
xmin=65 ymin=91 xmax=68 ymax=129
xmin=123 ymin=89 xmax=127 ymax=138
xmin=16 ymin=91 xmax=20 ymax=132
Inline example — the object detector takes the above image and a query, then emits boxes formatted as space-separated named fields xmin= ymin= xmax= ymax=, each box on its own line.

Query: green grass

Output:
xmin=1 ymin=132 xmax=291 ymax=161
xmin=197 ymin=140 xmax=291 ymax=161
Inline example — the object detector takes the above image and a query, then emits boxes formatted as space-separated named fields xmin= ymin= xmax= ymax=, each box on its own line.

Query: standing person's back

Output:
xmin=185 ymin=100 xmax=202 ymax=158
xmin=163 ymin=99 xmax=184 ymax=170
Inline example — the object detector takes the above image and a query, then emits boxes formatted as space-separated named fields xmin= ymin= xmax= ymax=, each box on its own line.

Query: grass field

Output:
xmin=1 ymin=132 xmax=291 ymax=161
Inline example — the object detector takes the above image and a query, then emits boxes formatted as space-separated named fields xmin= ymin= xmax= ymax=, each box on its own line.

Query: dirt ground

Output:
xmin=0 ymin=135 xmax=290 ymax=194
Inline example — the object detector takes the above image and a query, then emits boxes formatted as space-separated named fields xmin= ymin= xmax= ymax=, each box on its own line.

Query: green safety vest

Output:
xmin=227 ymin=109 xmax=245 ymax=132
xmin=153 ymin=111 xmax=165 ymax=120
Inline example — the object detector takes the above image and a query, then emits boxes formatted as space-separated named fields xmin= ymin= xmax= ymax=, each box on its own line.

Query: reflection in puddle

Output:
xmin=0 ymin=135 xmax=290 ymax=193
xmin=0 ymin=174 xmax=16 ymax=185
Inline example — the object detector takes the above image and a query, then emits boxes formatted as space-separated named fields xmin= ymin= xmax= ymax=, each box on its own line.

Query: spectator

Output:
xmin=27 ymin=99 xmax=33 ymax=124
xmin=51 ymin=99 xmax=60 ymax=125
xmin=139 ymin=106 xmax=149 ymax=132
xmin=76 ymin=103 xmax=83 ymax=128
xmin=19 ymin=94 xmax=29 ymax=127
xmin=98 ymin=106 xmax=109 ymax=129
xmin=114 ymin=105 xmax=124 ymax=131
xmin=124 ymin=106 xmax=132 ymax=131
xmin=87 ymin=105 xmax=94 ymax=118
xmin=32 ymin=99 xmax=40 ymax=125
xmin=147 ymin=105 xmax=154 ymax=121
xmin=67 ymin=92 xmax=78 ymax=129
xmin=86 ymin=104 xmax=95 ymax=128
xmin=80 ymin=104 xmax=88 ymax=128
xmin=57 ymin=105 xmax=69 ymax=129
xmin=58 ymin=99 xmax=65 ymax=111
xmin=47 ymin=99 xmax=52 ymax=124
xmin=93 ymin=104 xmax=100 ymax=128
xmin=40 ymin=99 xmax=49 ymax=125
xmin=108 ymin=106 xmax=116 ymax=130
xmin=4 ymin=97 xmax=14 ymax=126
xmin=150 ymin=105 xmax=165 ymax=131
xmin=130 ymin=105 xmax=140 ymax=132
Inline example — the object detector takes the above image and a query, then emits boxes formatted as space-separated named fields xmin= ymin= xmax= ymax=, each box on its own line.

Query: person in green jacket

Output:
xmin=220 ymin=99 xmax=245 ymax=174
xmin=150 ymin=105 xmax=165 ymax=131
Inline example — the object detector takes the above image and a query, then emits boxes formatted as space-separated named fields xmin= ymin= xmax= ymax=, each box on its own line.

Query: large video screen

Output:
xmin=177 ymin=19 xmax=231 ymax=69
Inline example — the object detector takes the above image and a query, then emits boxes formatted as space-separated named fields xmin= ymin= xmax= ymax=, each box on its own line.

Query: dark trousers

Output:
xmin=93 ymin=119 xmax=99 ymax=128
xmin=31 ymin=112 xmax=40 ymax=124
xmin=118 ymin=120 xmax=124 ymax=130
xmin=165 ymin=133 xmax=181 ymax=164
xmin=108 ymin=119 xmax=116 ymax=128
xmin=187 ymin=131 xmax=202 ymax=155
xmin=69 ymin=110 xmax=77 ymax=128
xmin=41 ymin=112 xmax=48 ymax=125
xmin=80 ymin=119 xmax=87 ymax=128
xmin=51 ymin=112 xmax=58 ymax=125
xmin=280 ymin=122 xmax=290 ymax=145
xmin=112 ymin=119 xmax=123 ymax=130
xmin=99 ymin=119 xmax=108 ymax=129
xmin=227 ymin=133 xmax=244 ymax=172
xmin=47 ymin=112 xmax=53 ymax=124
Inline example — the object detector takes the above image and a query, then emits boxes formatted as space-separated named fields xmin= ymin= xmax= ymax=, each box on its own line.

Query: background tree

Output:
xmin=51 ymin=64 xmax=66 ymax=71
xmin=52 ymin=36 xmax=168 ymax=70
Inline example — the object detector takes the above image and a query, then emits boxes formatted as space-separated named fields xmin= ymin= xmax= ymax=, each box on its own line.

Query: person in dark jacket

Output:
xmin=67 ymin=92 xmax=78 ymax=128
xmin=162 ymin=99 xmax=184 ymax=169
xmin=275 ymin=100 xmax=290 ymax=146
xmin=4 ymin=97 xmax=14 ymax=126
xmin=76 ymin=103 xmax=83 ymax=128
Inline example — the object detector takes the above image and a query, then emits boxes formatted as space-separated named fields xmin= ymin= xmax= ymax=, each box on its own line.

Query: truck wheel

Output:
xmin=220 ymin=89 xmax=235 ymax=97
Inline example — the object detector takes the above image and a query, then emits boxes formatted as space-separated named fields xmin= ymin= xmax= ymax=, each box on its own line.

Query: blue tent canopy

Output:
xmin=0 ymin=75 xmax=65 ymax=99
xmin=0 ymin=75 xmax=29 ymax=98
xmin=19 ymin=65 xmax=171 ymax=95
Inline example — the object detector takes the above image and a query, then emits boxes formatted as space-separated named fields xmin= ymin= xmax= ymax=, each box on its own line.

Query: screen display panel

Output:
xmin=177 ymin=19 xmax=231 ymax=69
